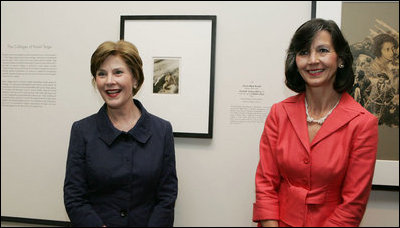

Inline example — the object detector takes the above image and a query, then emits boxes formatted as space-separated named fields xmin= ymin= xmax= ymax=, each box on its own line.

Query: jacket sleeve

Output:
xmin=148 ymin=122 xmax=178 ymax=227
xmin=63 ymin=122 xmax=104 ymax=227
xmin=253 ymin=104 xmax=281 ymax=222
xmin=323 ymin=115 xmax=378 ymax=227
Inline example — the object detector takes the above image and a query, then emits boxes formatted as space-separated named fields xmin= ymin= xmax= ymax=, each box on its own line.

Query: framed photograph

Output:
xmin=312 ymin=1 xmax=399 ymax=190
xmin=120 ymin=15 xmax=216 ymax=138
xmin=153 ymin=57 xmax=180 ymax=94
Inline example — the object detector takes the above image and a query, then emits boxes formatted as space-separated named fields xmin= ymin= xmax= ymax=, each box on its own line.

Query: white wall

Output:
xmin=1 ymin=1 xmax=398 ymax=227
xmin=361 ymin=190 xmax=399 ymax=227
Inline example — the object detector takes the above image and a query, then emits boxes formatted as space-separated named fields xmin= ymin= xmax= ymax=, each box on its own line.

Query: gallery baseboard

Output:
xmin=1 ymin=216 xmax=70 ymax=227
xmin=372 ymin=185 xmax=399 ymax=191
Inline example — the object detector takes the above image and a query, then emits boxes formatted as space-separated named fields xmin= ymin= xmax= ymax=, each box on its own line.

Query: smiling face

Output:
xmin=95 ymin=55 xmax=137 ymax=110
xmin=295 ymin=30 xmax=342 ymax=91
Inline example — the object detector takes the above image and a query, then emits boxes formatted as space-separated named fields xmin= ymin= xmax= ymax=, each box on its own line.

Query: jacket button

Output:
xmin=303 ymin=158 xmax=309 ymax=164
xmin=120 ymin=209 xmax=127 ymax=217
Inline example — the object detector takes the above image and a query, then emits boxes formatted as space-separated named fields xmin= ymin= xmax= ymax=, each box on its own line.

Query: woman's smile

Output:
xmin=105 ymin=89 xmax=122 ymax=98
xmin=307 ymin=69 xmax=325 ymax=76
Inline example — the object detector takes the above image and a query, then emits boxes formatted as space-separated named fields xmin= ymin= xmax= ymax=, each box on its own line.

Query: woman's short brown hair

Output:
xmin=90 ymin=40 xmax=144 ymax=96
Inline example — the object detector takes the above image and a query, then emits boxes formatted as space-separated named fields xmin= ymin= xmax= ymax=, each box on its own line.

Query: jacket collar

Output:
xmin=282 ymin=92 xmax=362 ymax=152
xmin=96 ymin=99 xmax=152 ymax=146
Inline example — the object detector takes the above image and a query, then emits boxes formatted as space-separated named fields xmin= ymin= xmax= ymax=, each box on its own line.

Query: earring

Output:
xmin=339 ymin=64 xmax=344 ymax=68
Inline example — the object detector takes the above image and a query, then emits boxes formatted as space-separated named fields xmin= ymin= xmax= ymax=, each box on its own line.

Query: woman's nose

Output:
xmin=307 ymin=51 xmax=319 ymax=64
xmin=106 ymin=74 xmax=115 ymax=84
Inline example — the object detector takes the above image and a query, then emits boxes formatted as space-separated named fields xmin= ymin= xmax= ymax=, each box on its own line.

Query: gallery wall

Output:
xmin=1 ymin=1 xmax=398 ymax=227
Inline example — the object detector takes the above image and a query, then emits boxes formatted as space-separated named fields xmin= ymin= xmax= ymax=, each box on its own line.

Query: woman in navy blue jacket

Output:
xmin=64 ymin=40 xmax=178 ymax=227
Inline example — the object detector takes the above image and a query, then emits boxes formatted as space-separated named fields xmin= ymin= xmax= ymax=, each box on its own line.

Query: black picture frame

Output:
xmin=120 ymin=15 xmax=216 ymax=138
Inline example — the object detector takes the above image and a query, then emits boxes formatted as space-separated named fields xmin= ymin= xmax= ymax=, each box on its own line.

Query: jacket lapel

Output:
xmin=282 ymin=93 xmax=311 ymax=154
xmin=96 ymin=104 xmax=121 ymax=146
xmin=129 ymin=99 xmax=152 ymax=144
xmin=311 ymin=93 xmax=362 ymax=147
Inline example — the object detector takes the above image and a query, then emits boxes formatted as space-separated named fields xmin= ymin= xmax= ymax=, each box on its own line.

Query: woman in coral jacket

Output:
xmin=253 ymin=19 xmax=378 ymax=227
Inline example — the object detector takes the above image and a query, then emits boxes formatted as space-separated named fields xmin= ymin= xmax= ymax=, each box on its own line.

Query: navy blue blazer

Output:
xmin=64 ymin=99 xmax=178 ymax=227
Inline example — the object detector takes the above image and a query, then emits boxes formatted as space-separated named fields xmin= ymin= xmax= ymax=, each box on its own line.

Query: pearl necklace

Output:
xmin=305 ymin=96 xmax=340 ymax=125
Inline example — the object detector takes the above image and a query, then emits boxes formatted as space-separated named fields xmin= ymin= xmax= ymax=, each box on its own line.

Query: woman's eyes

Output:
xmin=97 ymin=72 xmax=106 ymax=77
xmin=318 ymin=48 xmax=330 ymax=53
xmin=298 ymin=48 xmax=330 ymax=56
xmin=298 ymin=50 xmax=309 ymax=55
xmin=96 ymin=70 xmax=123 ymax=77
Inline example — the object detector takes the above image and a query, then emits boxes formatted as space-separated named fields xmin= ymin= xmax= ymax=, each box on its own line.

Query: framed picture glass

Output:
xmin=120 ymin=15 xmax=216 ymax=138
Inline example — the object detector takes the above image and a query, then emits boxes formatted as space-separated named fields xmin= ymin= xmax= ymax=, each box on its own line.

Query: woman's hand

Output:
xmin=260 ymin=220 xmax=278 ymax=227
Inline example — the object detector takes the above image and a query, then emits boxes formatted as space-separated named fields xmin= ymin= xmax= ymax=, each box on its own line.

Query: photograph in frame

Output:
xmin=342 ymin=2 xmax=399 ymax=160
xmin=342 ymin=2 xmax=399 ymax=190
xmin=313 ymin=1 xmax=399 ymax=189
xmin=153 ymin=57 xmax=180 ymax=94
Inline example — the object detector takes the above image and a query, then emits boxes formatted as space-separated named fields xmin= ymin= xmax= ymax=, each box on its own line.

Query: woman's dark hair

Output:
xmin=285 ymin=18 xmax=354 ymax=93
xmin=372 ymin=33 xmax=398 ymax=57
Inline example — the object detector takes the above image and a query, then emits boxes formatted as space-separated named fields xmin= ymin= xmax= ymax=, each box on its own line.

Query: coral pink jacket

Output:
xmin=253 ymin=93 xmax=378 ymax=227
